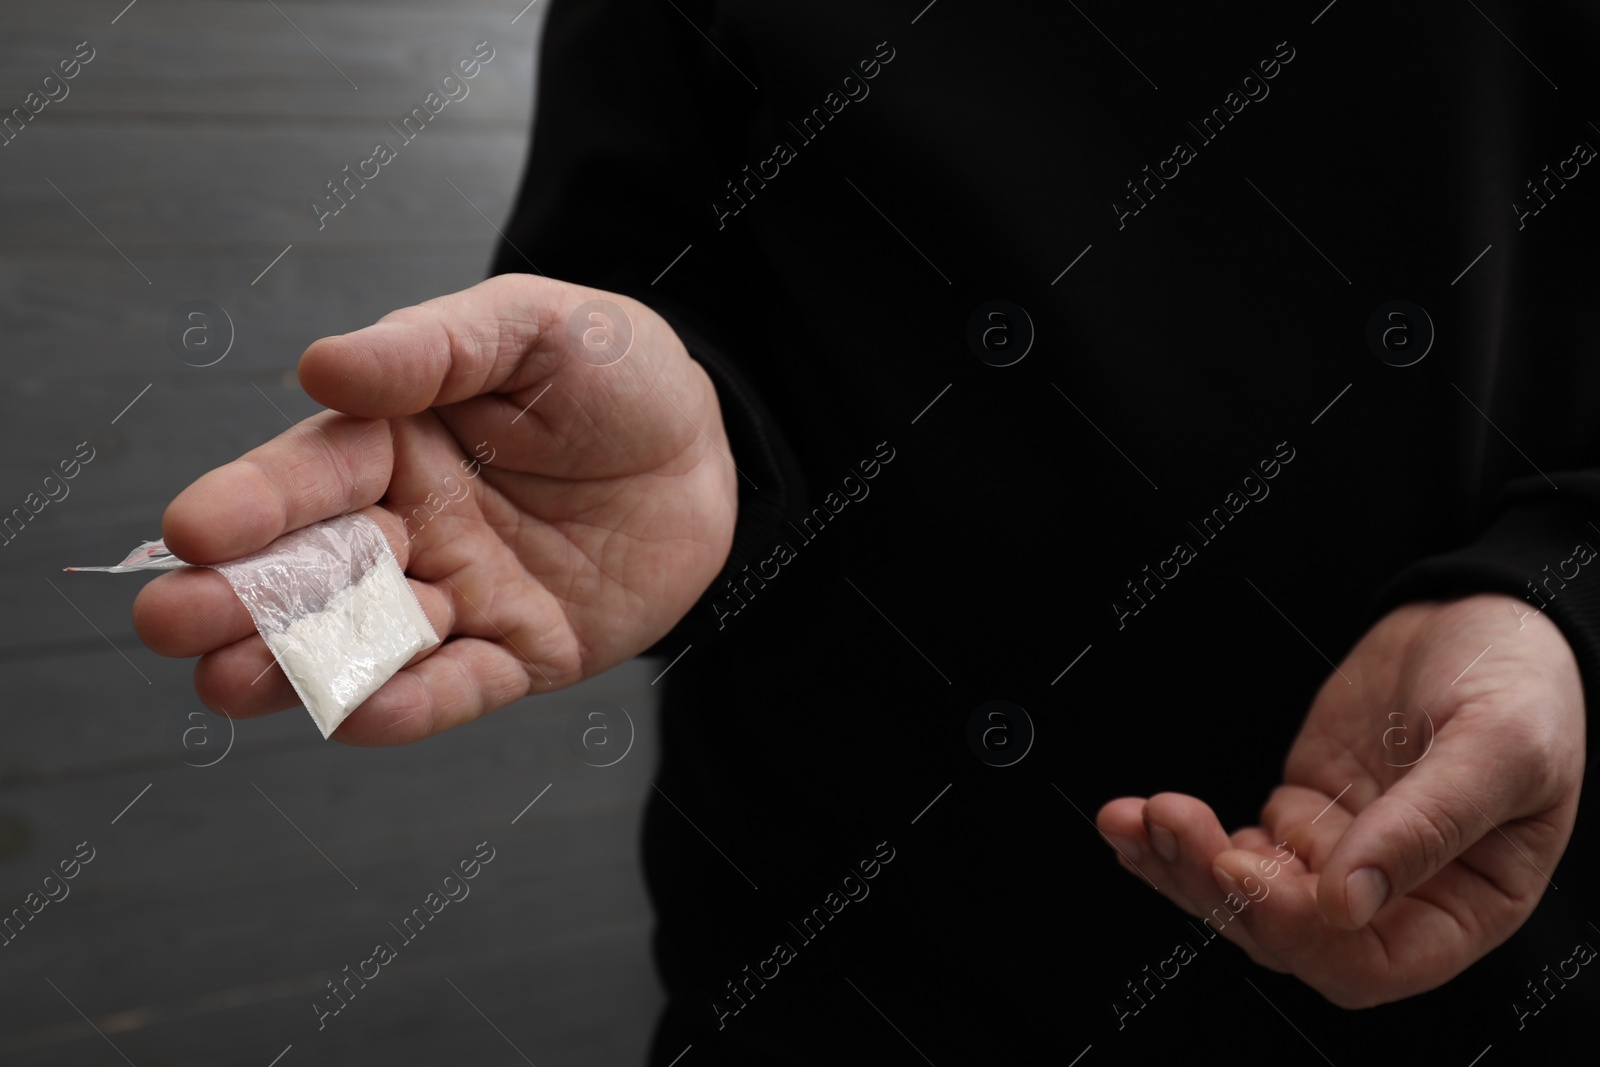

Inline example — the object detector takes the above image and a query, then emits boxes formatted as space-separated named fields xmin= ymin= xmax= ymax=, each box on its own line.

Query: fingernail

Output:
xmin=1105 ymin=834 xmax=1144 ymax=864
xmin=1212 ymin=865 xmax=1241 ymax=895
xmin=1149 ymin=824 xmax=1179 ymax=863
xmin=1346 ymin=867 xmax=1389 ymax=927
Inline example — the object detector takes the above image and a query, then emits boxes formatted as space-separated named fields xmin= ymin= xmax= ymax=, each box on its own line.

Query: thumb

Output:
xmin=1316 ymin=746 xmax=1522 ymax=930
xmin=299 ymin=273 xmax=671 ymax=419
xmin=299 ymin=273 xmax=561 ymax=418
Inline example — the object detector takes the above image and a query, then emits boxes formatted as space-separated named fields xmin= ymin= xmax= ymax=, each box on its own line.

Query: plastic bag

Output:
xmin=64 ymin=539 xmax=187 ymax=572
xmin=70 ymin=513 xmax=438 ymax=739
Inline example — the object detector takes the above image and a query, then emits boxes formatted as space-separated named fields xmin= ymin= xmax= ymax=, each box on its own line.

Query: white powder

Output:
xmin=264 ymin=552 xmax=437 ymax=739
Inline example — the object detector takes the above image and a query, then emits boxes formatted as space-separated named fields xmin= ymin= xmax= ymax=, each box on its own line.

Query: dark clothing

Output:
xmin=494 ymin=1 xmax=1600 ymax=1060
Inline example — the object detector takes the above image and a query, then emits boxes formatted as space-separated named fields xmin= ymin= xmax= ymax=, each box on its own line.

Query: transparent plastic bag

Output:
xmin=64 ymin=539 xmax=187 ymax=572
xmin=70 ymin=512 xmax=438 ymax=739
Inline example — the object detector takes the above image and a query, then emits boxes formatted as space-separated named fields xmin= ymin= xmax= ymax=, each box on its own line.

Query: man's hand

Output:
xmin=132 ymin=274 xmax=737 ymax=744
xmin=1096 ymin=593 xmax=1585 ymax=1007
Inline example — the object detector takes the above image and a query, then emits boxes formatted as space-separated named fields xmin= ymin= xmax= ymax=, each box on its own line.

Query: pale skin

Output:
xmin=133 ymin=275 xmax=1586 ymax=1007
xmin=132 ymin=274 xmax=737 ymax=745
xmin=1096 ymin=593 xmax=1585 ymax=1008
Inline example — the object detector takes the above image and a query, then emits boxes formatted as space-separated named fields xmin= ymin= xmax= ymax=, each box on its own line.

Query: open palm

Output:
xmin=1097 ymin=594 xmax=1584 ymax=1007
xmin=134 ymin=274 xmax=737 ymax=744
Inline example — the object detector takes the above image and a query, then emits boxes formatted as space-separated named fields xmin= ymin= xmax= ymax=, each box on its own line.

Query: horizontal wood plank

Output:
xmin=0 ymin=124 xmax=531 ymax=249
xmin=0 ymin=1 xmax=540 ymax=124
xmin=0 ymin=6 xmax=671 ymax=1064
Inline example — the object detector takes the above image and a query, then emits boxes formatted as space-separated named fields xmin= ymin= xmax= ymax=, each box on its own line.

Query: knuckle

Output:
xmin=1391 ymin=795 xmax=1465 ymax=876
xmin=1477 ymin=702 xmax=1544 ymax=760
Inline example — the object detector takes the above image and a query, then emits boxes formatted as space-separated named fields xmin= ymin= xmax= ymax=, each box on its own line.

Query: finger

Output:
xmin=137 ymin=505 xmax=436 ymax=657
xmin=300 ymin=275 xmax=710 ymax=478
xmin=1260 ymin=783 xmax=1360 ymax=871
xmin=298 ymin=274 xmax=567 ymax=418
xmin=331 ymin=636 xmax=535 ymax=746
xmin=1230 ymin=826 xmax=1279 ymax=854
xmin=1316 ymin=737 xmax=1541 ymax=931
xmin=1104 ymin=794 xmax=1276 ymax=968
xmin=192 ymin=572 xmax=454 ymax=719
xmin=1211 ymin=848 xmax=1324 ymax=953
xmin=1142 ymin=793 xmax=1249 ymax=914
xmin=134 ymin=566 xmax=255 ymax=657
xmin=1095 ymin=797 xmax=1165 ymax=891
xmin=162 ymin=413 xmax=393 ymax=563
xmin=1211 ymin=849 xmax=1496 ymax=1006
xmin=1206 ymin=855 xmax=1322 ymax=978
xmin=193 ymin=632 xmax=299 ymax=717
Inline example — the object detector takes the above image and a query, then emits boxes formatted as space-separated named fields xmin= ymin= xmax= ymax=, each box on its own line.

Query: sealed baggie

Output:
xmin=70 ymin=512 xmax=438 ymax=738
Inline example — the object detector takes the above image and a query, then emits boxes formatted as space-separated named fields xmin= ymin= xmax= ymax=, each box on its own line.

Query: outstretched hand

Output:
xmin=133 ymin=274 xmax=737 ymax=744
xmin=1097 ymin=593 xmax=1585 ymax=1007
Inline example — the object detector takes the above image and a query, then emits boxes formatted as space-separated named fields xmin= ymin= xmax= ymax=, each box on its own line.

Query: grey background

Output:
xmin=0 ymin=2 xmax=668 ymax=1063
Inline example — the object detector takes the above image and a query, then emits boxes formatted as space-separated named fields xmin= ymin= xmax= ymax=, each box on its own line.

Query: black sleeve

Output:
xmin=487 ymin=0 xmax=806 ymax=655
xmin=1371 ymin=468 xmax=1600 ymax=885
xmin=1372 ymin=472 xmax=1600 ymax=697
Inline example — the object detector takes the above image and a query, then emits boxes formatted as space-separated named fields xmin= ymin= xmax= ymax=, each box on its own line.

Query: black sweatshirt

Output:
xmin=493 ymin=2 xmax=1600 ymax=1061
